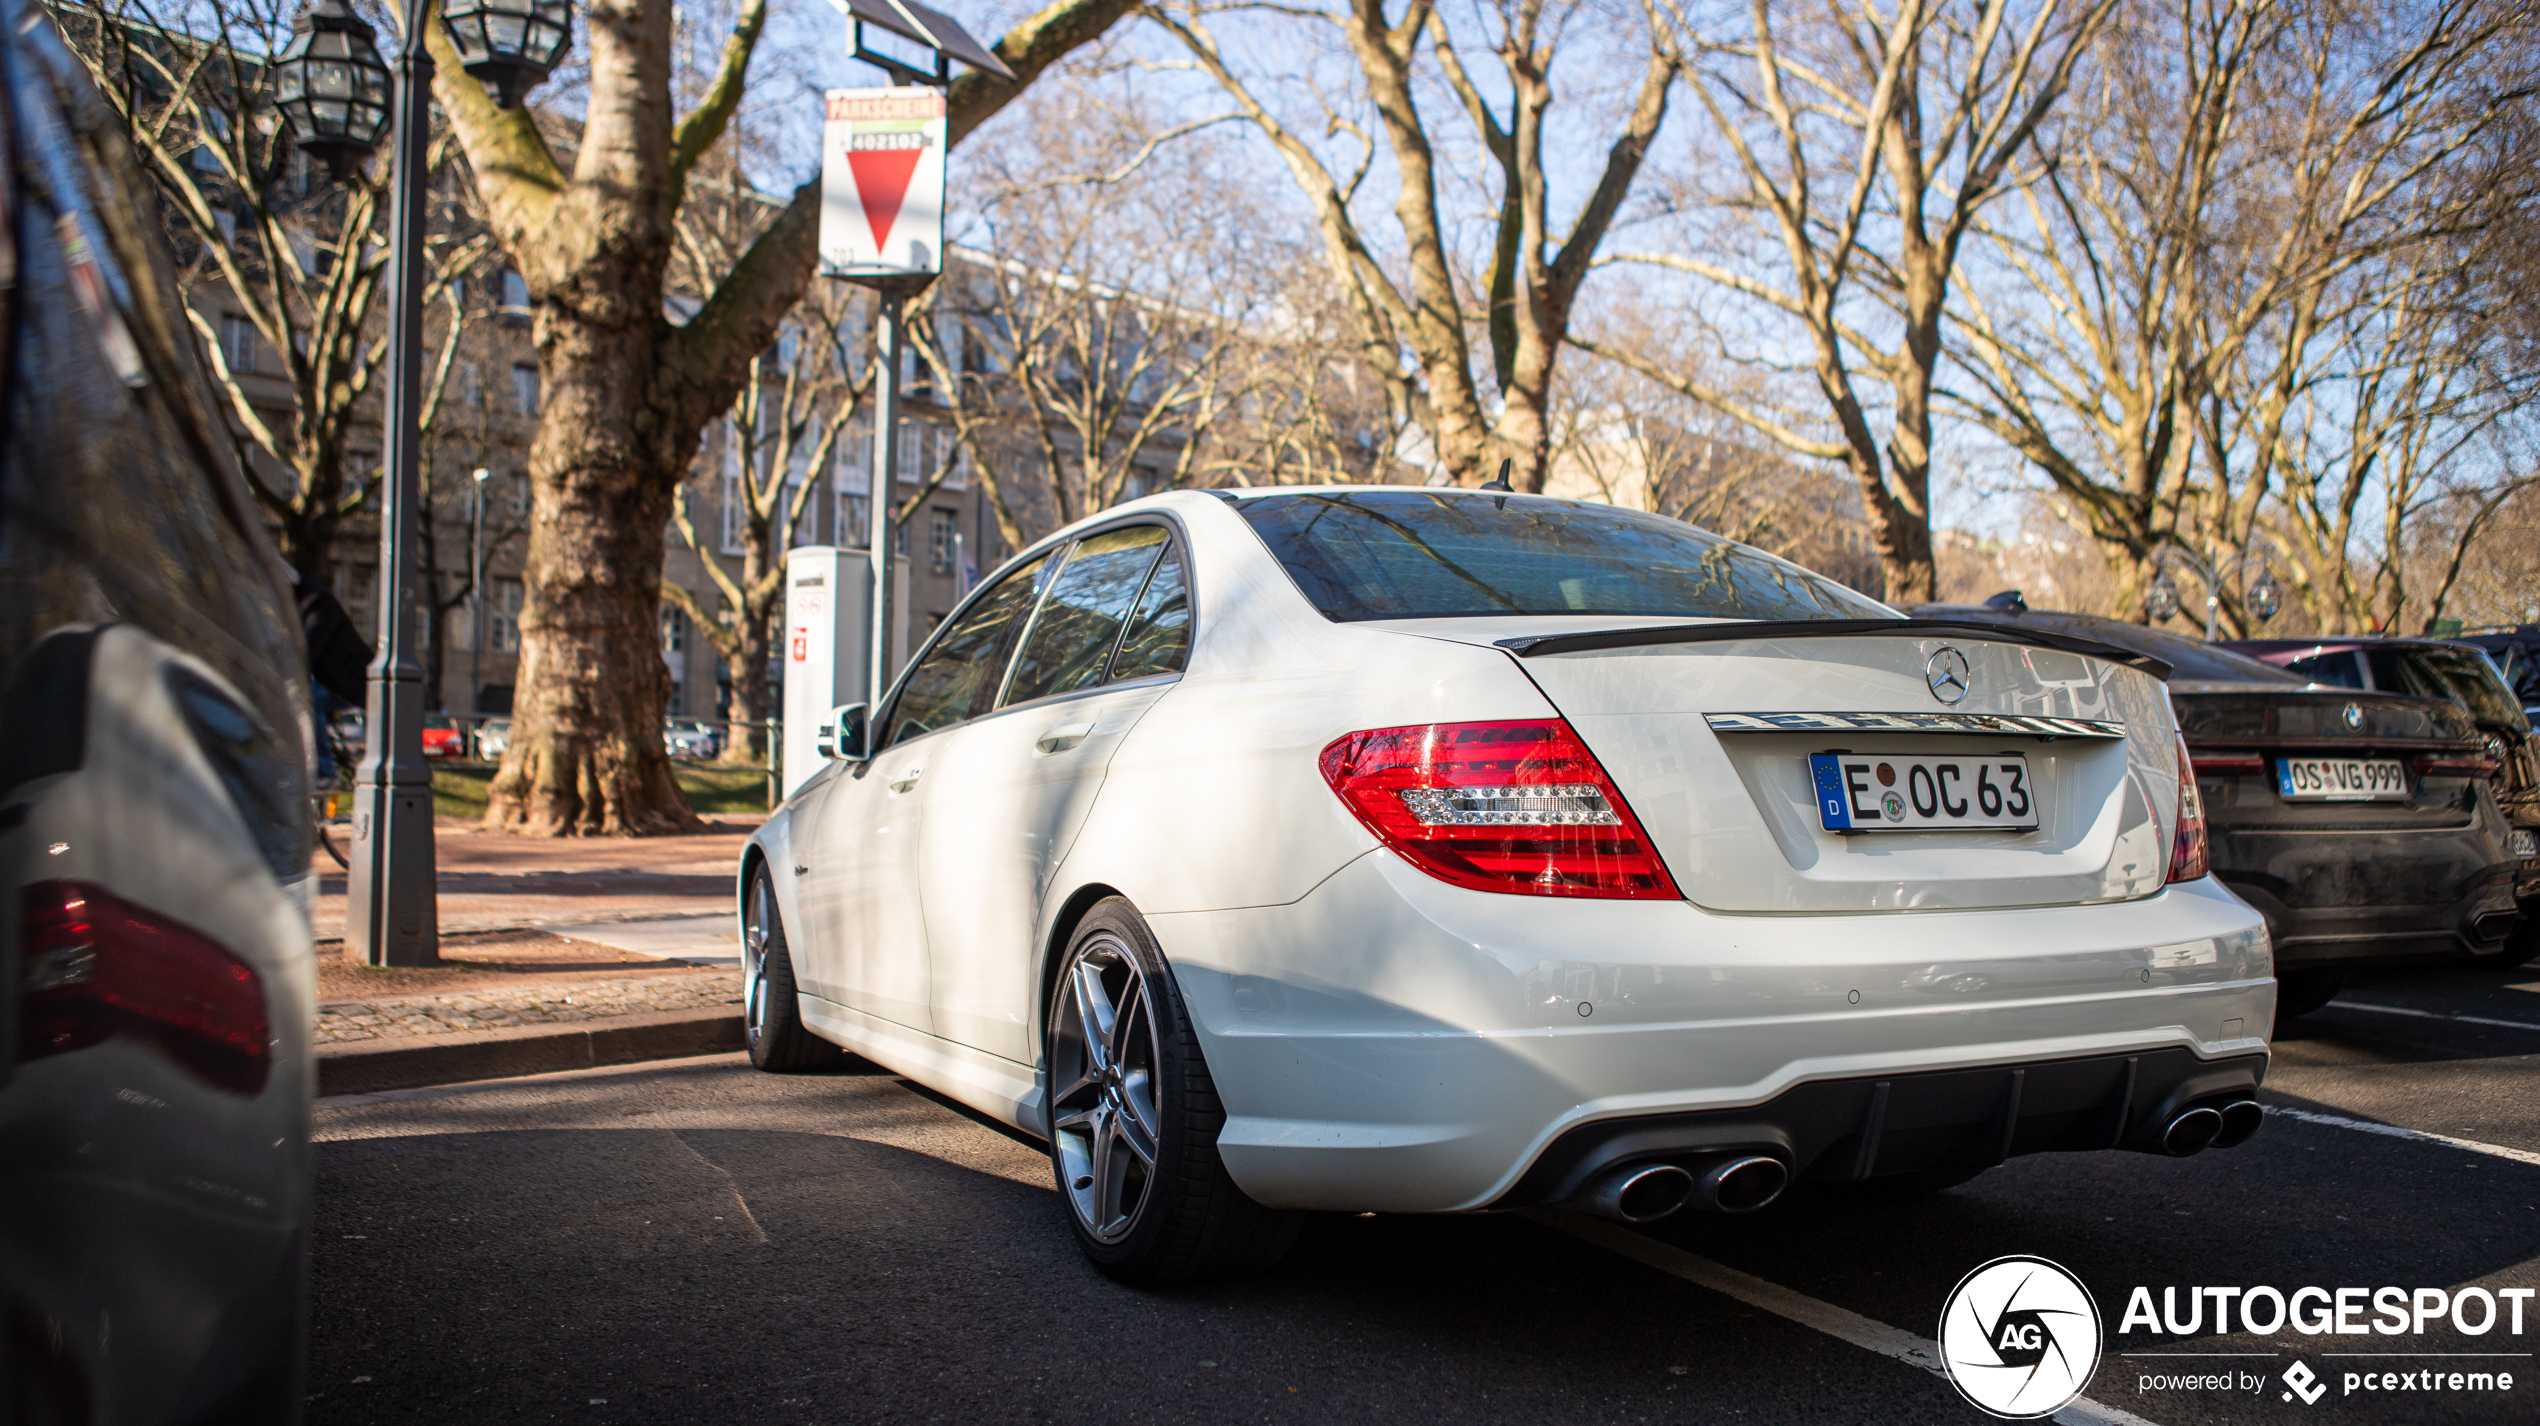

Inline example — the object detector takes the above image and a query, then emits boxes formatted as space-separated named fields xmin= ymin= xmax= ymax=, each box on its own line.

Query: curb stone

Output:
xmin=315 ymin=1008 xmax=745 ymax=1096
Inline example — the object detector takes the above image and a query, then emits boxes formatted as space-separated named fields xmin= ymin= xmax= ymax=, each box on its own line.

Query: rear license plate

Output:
xmin=2275 ymin=758 xmax=2408 ymax=802
xmin=1809 ymin=753 xmax=2038 ymax=832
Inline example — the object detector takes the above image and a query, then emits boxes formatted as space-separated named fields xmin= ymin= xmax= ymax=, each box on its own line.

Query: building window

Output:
xmin=448 ymin=598 xmax=474 ymax=652
xmin=661 ymin=605 xmax=685 ymax=655
xmin=719 ymin=467 xmax=747 ymax=555
xmin=218 ymin=312 xmax=256 ymax=374
xmin=491 ymin=579 xmax=524 ymax=653
xmin=500 ymin=267 xmax=530 ymax=317
xmin=457 ymin=360 xmax=483 ymax=407
xmin=511 ymin=363 xmax=540 ymax=416
xmin=507 ymin=471 xmax=531 ymax=519
xmin=837 ymin=490 xmax=870 ymax=550
xmin=929 ymin=508 xmax=957 ymax=575
xmin=213 ymin=207 xmax=237 ymax=246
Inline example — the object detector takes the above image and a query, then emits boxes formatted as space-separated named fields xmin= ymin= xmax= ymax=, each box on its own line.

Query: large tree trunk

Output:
xmin=431 ymin=0 xmax=1137 ymax=834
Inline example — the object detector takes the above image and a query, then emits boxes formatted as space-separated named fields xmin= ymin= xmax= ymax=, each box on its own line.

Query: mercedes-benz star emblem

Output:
xmin=1927 ymin=646 xmax=1973 ymax=706
xmin=2343 ymin=702 xmax=2364 ymax=729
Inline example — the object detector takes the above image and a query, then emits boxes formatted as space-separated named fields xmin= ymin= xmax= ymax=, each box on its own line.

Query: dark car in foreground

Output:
xmin=1916 ymin=602 xmax=2523 ymax=1021
xmin=2 ymin=4 xmax=316 ymax=1418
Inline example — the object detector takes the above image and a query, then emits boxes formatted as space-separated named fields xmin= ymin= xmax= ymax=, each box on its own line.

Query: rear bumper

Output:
xmin=2210 ymin=825 xmax=2521 ymax=968
xmin=1152 ymin=854 xmax=2272 ymax=1213
xmin=1490 ymin=1046 xmax=2267 ymax=1207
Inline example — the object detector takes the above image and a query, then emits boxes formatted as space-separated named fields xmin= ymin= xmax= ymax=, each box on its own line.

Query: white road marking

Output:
xmin=1534 ymin=1212 xmax=2162 ymax=1426
xmin=2334 ymin=999 xmax=2540 ymax=1034
xmin=2262 ymin=1104 xmax=2540 ymax=1169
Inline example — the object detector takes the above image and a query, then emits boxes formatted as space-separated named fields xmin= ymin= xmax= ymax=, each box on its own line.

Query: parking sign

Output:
xmin=819 ymin=87 xmax=946 ymax=282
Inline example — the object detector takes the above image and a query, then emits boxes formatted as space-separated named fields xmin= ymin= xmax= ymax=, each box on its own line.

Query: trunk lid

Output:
xmin=2175 ymin=684 xmax=2487 ymax=834
xmin=1369 ymin=617 xmax=2181 ymax=913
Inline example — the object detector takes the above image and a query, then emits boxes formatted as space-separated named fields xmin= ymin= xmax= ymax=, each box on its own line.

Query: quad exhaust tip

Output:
xmin=1585 ymin=1163 xmax=1695 ymax=1223
xmin=1581 ymin=1154 xmax=1792 ymax=1222
xmin=2213 ymin=1098 xmax=2265 ymax=1148
xmin=2162 ymin=1106 xmax=2224 ymax=1156
xmin=1694 ymin=1154 xmax=1790 ymax=1214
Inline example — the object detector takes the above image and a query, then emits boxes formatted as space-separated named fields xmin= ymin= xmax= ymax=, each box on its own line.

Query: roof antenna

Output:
xmin=1480 ymin=458 xmax=1514 ymax=493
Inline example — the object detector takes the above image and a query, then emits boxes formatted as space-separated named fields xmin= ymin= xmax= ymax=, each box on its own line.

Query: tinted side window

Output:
xmin=2285 ymin=652 xmax=2366 ymax=689
xmin=1002 ymin=526 xmax=1168 ymax=707
xmin=882 ymin=554 xmax=1048 ymax=748
xmin=1109 ymin=549 xmax=1190 ymax=681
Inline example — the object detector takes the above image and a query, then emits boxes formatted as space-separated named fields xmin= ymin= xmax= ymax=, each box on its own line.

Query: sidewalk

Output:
xmin=311 ymin=818 xmax=761 ymax=1094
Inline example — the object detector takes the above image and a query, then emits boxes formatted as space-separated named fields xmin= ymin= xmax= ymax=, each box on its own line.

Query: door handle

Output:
xmin=888 ymin=764 xmax=922 ymax=793
xmin=1035 ymin=720 xmax=1097 ymax=755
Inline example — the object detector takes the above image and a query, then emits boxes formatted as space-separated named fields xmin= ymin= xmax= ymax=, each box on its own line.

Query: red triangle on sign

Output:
xmin=848 ymin=148 xmax=925 ymax=253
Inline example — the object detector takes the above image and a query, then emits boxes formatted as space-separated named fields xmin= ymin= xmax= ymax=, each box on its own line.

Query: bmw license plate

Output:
xmin=2276 ymin=758 xmax=2407 ymax=802
xmin=1809 ymin=753 xmax=2038 ymax=832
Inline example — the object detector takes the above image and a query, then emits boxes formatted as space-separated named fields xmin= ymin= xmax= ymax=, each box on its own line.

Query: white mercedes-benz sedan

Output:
xmin=740 ymin=487 xmax=2273 ymax=1283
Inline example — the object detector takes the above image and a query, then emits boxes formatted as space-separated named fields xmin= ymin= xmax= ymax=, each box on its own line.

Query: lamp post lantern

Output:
xmin=438 ymin=0 xmax=572 ymax=108
xmin=282 ymin=0 xmax=567 ymax=966
xmin=271 ymin=0 xmax=391 ymax=182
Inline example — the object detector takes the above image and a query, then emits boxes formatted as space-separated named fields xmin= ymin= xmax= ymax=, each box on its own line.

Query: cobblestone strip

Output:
xmin=315 ymin=972 xmax=744 ymax=1044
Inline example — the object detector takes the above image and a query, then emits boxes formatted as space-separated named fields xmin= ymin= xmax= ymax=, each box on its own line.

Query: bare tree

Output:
xmin=61 ymin=0 xmax=490 ymax=583
xmin=428 ymin=0 xmax=1138 ymax=834
xmin=1576 ymin=0 xmax=2116 ymax=601
xmin=1153 ymin=0 xmax=1681 ymax=490
xmin=1946 ymin=0 xmax=2536 ymax=630
xmin=661 ymin=285 xmax=871 ymax=763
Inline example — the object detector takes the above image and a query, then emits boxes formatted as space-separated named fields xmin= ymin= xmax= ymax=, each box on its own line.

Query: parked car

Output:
xmin=2456 ymin=625 xmax=2540 ymax=722
xmin=665 ymin=718 xmax=721 ymax=759
xmin=473 ymin=716 xmax=512 ymax=760
xmin=2225 ymin=635 xmax=2540 ymax=962
xmin=1920 ymin=601 xmax=2523 ymax=1016
xmin=744 ymin=489 xmax=2274 ymax=1285
xmin=330 ymin=705 xmax=366 ymax=755
xmin=421 ymin=711 xmax=466 ymax=758
xmin=1 ymin=2 xmax=316 ymax=1414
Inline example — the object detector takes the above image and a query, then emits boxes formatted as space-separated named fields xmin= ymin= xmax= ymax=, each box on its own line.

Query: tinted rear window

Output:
xmin=1237 ymin=490 xmax=1890 ymax=623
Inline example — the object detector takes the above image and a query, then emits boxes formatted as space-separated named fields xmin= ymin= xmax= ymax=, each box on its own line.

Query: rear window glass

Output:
xmin=2395 ymin=647 xmax=2524 ymax=726
xmin=1237 ymin=490 xmax=1890 ymax=623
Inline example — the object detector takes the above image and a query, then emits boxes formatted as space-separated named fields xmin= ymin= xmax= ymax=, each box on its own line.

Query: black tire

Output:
xmin=2273 ymin=970 xmax=2346 ymax=1029
xmin=742 ymin=864 xmax=844 ymax=1072
xmin=1045 ymin=898 xmax=1300 ymax=1285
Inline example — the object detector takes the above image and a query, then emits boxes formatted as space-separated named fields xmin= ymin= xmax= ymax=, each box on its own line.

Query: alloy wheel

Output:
xmin=742 ymin=874 xmax=771 ymax=1049
xmin=1049 ymin=930 xmax=1165 ymax=1244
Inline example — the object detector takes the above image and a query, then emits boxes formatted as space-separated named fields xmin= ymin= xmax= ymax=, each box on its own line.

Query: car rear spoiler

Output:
xmin=1493 ymin=618 xmax=2174 ymax=681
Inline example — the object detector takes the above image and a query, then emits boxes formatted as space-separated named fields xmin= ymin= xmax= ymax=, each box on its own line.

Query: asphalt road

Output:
xmin=310 ymin=965 xmax=2540 ymax=1426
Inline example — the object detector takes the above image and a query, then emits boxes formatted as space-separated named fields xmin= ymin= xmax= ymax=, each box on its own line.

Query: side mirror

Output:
xmin=817 ymin=702 xmax=868 ymax=761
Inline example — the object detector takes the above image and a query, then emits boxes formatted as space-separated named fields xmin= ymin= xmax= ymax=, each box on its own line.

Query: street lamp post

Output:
xmin=2152 ymin=547 xmax=2282 ymax=640
xmin=470 ymin=465 xmax=490 ymax=715
xmin=278 ymin=0 xmax=567 ymax=967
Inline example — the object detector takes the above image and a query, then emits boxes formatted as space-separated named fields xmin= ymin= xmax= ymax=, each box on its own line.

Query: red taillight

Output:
xmin=2185 ymin=749 xmax=2266 ymax=774
xmin=2413 ymin=753 xmax=2503 ymax=777
xmin=20 ymin=881 xmax=270 ymax=1094
xmin=2166 ymin=734 xmax=2210 ymax=884
xmin=1319 ymin=719 xmax=1681 ymax=899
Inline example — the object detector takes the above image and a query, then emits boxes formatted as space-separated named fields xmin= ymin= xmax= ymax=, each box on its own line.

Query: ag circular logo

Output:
xmin=1938 ymin=1255 xmax=2102 ymax=1419
xmin=1927 ymin=646 xmax=1972 ymax=705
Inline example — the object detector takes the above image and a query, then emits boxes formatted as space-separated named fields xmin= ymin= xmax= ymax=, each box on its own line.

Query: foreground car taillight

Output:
xmin=20 ymin=881 xmax=271 ymax=1093
xmin=1319 ymin=720 xmax=1681 ymax=899
xmin=2166 ymin=734 xmax=2210 ymax=884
